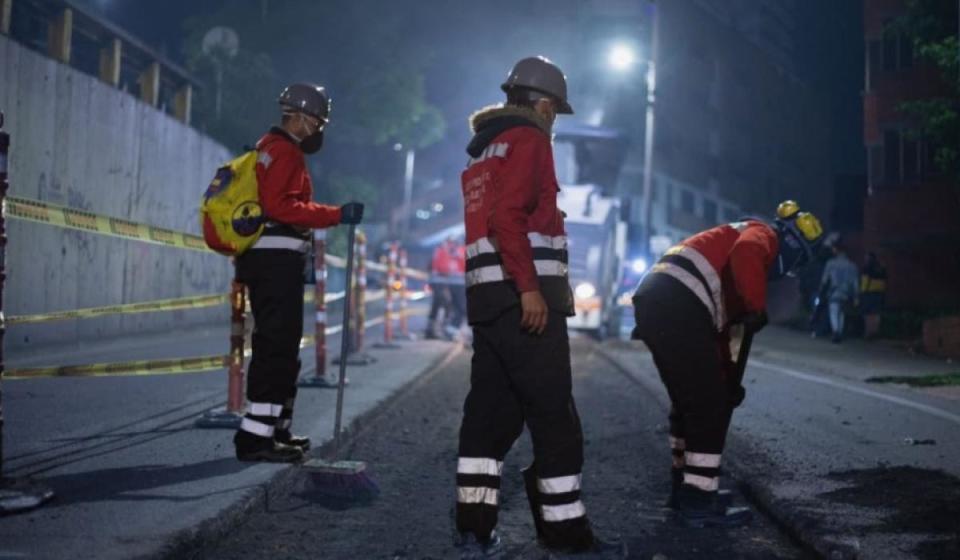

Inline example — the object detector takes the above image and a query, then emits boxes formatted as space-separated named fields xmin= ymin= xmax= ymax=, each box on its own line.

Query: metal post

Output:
xmin=398 ymin=248 xmax=411 ymax=339
xmin=639 ymin=0 xmax=659 ymax=259
xmin=336 ymin=230 xmax=374 ymax=366
xmin=354 ymin=231 xmax=367 ymax=353
xmin=374 ymin=242 xmax=401 ymax=349
xmin=401 ymin=148 xmax=415 ymax=242
xmin=195 ymin=274 xmax=246 ymax=428
xmin=0 ymin=111 xmax=55 ymax=514
xmin=299 ymin=229 xmax=337 ymax=387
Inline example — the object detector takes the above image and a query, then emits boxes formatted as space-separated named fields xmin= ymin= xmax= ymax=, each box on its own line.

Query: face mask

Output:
xmin=300 ymin=131 xmax=324 ymax=154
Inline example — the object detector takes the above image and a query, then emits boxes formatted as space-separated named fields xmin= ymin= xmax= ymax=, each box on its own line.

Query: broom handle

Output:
xmin=333 ymin=223 xmax=357 ymax=456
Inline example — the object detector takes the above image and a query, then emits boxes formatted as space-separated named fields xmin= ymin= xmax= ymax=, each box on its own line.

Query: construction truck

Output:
xmin=554 ymin=123 xmax=628 ymax=338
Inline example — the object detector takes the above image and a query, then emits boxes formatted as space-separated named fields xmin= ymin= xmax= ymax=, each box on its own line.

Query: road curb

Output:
xmin=148 ymin=341 xmax=465 ymax=560
xmin=595 ymin=344 xmax=852 ymax=560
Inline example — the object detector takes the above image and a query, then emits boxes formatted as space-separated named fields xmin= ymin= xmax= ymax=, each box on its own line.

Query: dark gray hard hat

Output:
xmin=278 ymin=83 xmax=331 ymax=121
xmin=501 ymin=56 xmax=573 ymax=114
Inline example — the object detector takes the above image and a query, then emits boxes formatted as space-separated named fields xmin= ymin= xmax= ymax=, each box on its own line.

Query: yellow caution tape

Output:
xmin=5 ymin=308 xmax=427 ymax=380
xmin=5 ymin=196 xmax=212 ymax=253
xmin=7 ymin=355 xmax=229 ymax=379
xmin=7 ymin=293 xmax=230 ymax=325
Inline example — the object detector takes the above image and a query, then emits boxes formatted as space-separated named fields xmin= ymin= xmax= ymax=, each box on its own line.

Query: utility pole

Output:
xmin=639 ymin=0 xmax=659 ymax=259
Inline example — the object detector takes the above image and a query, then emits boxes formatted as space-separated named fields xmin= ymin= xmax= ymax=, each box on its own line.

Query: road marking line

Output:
xmin=751 ymin=359 xmax=960 ymax=426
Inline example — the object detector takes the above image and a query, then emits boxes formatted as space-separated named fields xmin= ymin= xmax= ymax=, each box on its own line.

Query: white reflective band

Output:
xmin=537 ymin=474 xmax=581 ymax=494
xmin=240 ymin=417 xmax=275 ymax=438
xmin=668 ymin=245 xmax=726 ymax=326
xmin=541 ymin=500 xmax=586 ymax=522
xmin=683 ymin=473 xmax=719 ymax=492
xmin=467 ymin=142 xmax=510 ymax=167
xmin=314 ymin=229 xmax=326 ymax=240
xmin=528 ymin=233 xmax=567 ymax=250
xmin=465 ymin=237 xmax=498 ymax=259
xmin=247 ymin=402 xmax=283 ymax=417
xmin=316 ymin=311 xmax=327 ymax=323
xmin=466 ymin=265 xmax=505 ymax=286
xmin=685 ymin=452 xmax=722 ymax=468
xmin=465 ymin=260 xmax=568 ymax=287
xmin=457 ymin=457 xmax=503 ymax=477
xmin=669 ymin=436 xmax=686 ymax=450
xmin=457 ymin=486 xmax=499 ymax=506
xmin=257 ymin=151 xmax=273 ymax=168
xmin=651 ymin=262 xmax=721 ymax=330
xmin=253 ymin=237 xmax=309 ymax=252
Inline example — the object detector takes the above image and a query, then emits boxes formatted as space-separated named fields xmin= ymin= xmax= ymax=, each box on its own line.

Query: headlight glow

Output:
xmin=574 ymin=282 xmax=597 ymax=300
xmin=631 ymin=257 xmax=648 ymax=275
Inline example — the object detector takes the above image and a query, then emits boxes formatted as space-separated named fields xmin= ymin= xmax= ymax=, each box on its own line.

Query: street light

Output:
xmin=608 ymin=43 xmax=638 ymax=73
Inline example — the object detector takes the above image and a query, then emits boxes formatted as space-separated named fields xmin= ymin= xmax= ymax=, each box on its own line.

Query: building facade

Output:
xmin=862 ymin=0 xmax=960 ymax=310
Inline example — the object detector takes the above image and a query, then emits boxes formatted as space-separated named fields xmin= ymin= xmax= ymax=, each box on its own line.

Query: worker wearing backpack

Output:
xmin=234 ymin=83 xmax=364 ymax=463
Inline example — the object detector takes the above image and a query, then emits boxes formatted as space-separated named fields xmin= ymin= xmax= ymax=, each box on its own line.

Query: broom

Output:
xmin=301 ymin=222 xmax=379 ymax=500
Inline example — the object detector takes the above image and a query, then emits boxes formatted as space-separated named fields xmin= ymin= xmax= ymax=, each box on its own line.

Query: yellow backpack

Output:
xmin=201 ymin=150 xmax=265 ymax=256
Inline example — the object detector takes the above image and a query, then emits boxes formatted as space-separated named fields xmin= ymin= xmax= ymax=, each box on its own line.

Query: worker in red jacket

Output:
xmin=631 ymin=201 xmax=823 ymax=527
xmin=425 ymin=238 xmax=456 ymax=339
xmin=454 ymin=56 xmax=615 ymax=557
xmin=233 ymin=83 xmax=364 ymax=463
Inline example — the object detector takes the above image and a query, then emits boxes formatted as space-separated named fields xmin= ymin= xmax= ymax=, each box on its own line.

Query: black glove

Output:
xmin=339 ymin=202 xmax=364 ymax=225
xmin=741 ymin=311 xmax=768 ymax=335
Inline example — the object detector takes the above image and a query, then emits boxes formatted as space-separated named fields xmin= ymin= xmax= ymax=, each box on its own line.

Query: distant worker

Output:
xmin=454 ymin=56 xmax=613 ymax=557
xmin=631 ymin=201 xmax=823 ymax=527
xmin=425 ymin=237 xmax=456 ymax=339
xmin=446 ymin=239 xmax=468 ymax=338
xmin=860 ymin=252 xmax=887 ymax=339
xmin=234 ymin=83 xmax=363 ymax=463
xmin=820 ymin=240 xmax=859 ymax=344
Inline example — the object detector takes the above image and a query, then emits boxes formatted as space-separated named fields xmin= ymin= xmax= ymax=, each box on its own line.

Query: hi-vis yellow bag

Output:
xmin=201 ymin=150 xmax=265 ymax=256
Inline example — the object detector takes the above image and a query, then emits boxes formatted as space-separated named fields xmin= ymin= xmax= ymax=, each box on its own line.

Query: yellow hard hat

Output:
xmin=794 ymin=212 xmax=823 ymax=243
xmin=776 ymin=200 xmax=801 ymax=220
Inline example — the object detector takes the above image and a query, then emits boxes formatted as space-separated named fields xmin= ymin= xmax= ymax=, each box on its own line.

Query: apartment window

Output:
xmin=881 ymin=129 xmax=926 ymax=186
xmin=681 ymin=190 xmax=695 ymax=214
xmin=882 ymin=21 xmax=915 ymax=72
xmin=703 ymin=199 xmax=718 ymax=225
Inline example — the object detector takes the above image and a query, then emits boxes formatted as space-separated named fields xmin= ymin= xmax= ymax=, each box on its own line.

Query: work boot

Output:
xmin=667 ymin=469 xmax=731 ymax=508
xmin=672 ymin=483 xmax=752 ymax=528
xmin=275 ymin=429 xmax=311 ymax=451
xmin=234 ymin=431 xmax=304 ymax=463
xmin=455 ymin=530 xmax=503 ymax=559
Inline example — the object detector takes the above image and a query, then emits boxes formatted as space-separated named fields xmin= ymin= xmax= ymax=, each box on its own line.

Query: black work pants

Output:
xmin=456 ymin=306 xmax=592 ymax=547
xmin=632 ymin=273 xmax=733 ymax=490
xmin=235 ymin=249 xmax=305 ymax=440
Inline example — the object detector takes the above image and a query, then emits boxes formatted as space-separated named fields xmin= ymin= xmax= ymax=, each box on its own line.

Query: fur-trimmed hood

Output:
xmin=465 ymin=104 xmax=551 ymax=158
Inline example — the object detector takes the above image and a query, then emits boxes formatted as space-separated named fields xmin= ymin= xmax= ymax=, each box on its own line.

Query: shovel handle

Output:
xmin=333 ymin=223 xmax=357 ymax=456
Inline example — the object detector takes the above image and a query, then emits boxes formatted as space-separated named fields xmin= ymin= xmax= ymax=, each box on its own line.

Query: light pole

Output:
xmin=394 ymin=144 xmax=416 ymax=242
xmin=638 ymin=1 xmax=659 ymax=261
xmin=605 ymin=2 xmax=659 ymax=260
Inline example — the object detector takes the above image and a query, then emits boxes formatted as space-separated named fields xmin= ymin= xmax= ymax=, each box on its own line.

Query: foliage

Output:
xmin=180 ymin=0 xmax=446 ymax=222
xmin=894 ymin=0 xmax=959 ymax=181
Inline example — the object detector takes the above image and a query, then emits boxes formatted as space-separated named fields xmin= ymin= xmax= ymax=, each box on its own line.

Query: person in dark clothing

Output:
xmin=233 ymin=83 xmax=363 ymax=463
xmin=454 ymin=56 xmax=616 ymax=558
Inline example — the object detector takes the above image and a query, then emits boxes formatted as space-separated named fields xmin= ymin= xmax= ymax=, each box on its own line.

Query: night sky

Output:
xmin=76 ymin=0 xmax=866 ymax=179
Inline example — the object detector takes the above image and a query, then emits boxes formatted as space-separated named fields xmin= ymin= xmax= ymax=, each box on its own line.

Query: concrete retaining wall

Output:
xmin=0 ymin=35 xmax=234 ymax=352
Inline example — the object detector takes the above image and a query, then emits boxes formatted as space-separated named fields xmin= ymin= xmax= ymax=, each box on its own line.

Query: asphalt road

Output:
xmin=201 ymin=335 xmax=807 ymax=560
xmin=604 ymin=327 xmax=960 ymax=560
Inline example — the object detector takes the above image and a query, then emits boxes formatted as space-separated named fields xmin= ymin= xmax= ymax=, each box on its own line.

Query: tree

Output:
xmin=180 ymin=0 xmax=447 ymax=221
xmin=895 ymin=0 xmax=959 ymax=181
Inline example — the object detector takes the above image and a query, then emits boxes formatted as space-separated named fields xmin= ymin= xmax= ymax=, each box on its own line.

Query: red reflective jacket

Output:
xmin=653 ymin=220 xmax=779 ymax=331
xmin=460 ymin=106 xmax=572 ymax=323
xmin=255 ymin=128 xmax=341 ymax=229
